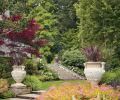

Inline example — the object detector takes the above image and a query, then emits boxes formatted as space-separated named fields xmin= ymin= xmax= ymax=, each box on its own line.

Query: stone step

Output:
xmin=8 ymin=90 xmax=46 ymax=100
xmin=8 ymin=98 xmax=30 ymax=100
xmin=32 ymin=90 xmax=46 ymax=94
xmin=48 ymin=64 xmax=85 ymax=80
xmin=17 ymin=94 xmax=40 ymax=100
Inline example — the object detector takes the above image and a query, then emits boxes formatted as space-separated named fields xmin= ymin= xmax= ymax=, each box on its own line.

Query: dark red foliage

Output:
xmin=34 ymin=39 xmax=48 ymax=47
xmin=82 ymin=46 xmax=102 ymax=62
xmin=9 ymin=51 xmax=16 ymax=55
xmin=0 ymin=14 xmax=47 ymax=65
xmin=28 ymin=19 xmax=41 ymax=31
xmin=23 ymin=47 xmax=41 ymax=57
xmin=0 ymin=39 xmax=5 ymax=45
xmin=11 ymin=15 xmax=21 ymax=22
xmin=7 ymin=28 xmax=36 ymax=44
xmin=7 ymin=18 xmax=41 ymax=45
xmin=0 ymin=28 xmax=3 ymax=34
xmin=0 ymin=51 xmax=5 ymax=55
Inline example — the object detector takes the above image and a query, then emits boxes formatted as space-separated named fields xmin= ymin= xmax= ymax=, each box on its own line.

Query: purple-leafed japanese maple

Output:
xmin=82 ymin=46 xmax=102 ymax=62
xmin=0 ymin=14 xmax=48 ymax=65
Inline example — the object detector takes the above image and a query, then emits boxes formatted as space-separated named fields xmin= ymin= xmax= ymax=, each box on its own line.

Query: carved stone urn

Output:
xmin=11 ymin=65 xmax=26 ymax=88
xmin=84 ymin=62 xmax=105 ymax=84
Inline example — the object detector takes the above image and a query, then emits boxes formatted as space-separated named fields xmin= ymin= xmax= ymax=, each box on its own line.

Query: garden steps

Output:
xmin=9 ymin=90 xmax=46 ymax=100
xmin=32 ymin=90 xmax=46 ymax=94
xmin=9 ymin=98 xmax=30 ymax=100
xmin=16 ymin=94 xmax=40 ymax=99
xmin=48 ymin=64 xmax=85 ymax=80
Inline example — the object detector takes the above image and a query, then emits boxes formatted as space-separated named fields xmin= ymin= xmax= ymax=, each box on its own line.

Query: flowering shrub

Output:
xmin=37 ymin=82 xmax=120 ymax=100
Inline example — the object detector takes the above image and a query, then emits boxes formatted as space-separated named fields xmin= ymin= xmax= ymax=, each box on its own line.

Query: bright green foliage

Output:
xmin=62 ymin=50 xmax=85 ymax=68
xmin=101 ymin=67 xmax=120 ymax=87
xmin=23 ymin=75 xmax=42 ymax=91
xmin=28 ymin=0 xmax=58 ymax=39
xmin=37 ymin=65 xmax=59 ymax=81
xmin=25 ymin=58 xmax=59 ymax=81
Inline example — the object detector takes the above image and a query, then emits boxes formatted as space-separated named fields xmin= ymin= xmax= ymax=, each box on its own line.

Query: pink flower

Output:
xmin=100 ymin=85 xmax=113 ymax=91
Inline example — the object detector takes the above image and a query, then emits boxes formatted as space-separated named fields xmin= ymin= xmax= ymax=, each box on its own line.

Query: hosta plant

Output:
xmin=37 ymin=82 xmax=120 ymax=100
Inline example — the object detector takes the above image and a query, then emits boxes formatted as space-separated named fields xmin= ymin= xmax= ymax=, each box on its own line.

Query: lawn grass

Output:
xmin=40 ymin=80 xmax=85 ymax=90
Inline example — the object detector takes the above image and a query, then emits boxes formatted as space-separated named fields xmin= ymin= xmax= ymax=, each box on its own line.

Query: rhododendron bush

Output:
xmin=38 ymin=82 xmax=120 ymax=100
xmin=0 ymin=12 xmax=48 ymax=65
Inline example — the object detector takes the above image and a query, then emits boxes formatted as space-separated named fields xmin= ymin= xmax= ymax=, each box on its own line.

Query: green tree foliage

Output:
xmin=76 ymin=0 xmax=120 ymax=48
xmin=75 ymin=0 xmax=120 ymax=69
xmin=28 ymin=0 xmax=59 ymax=61
xmin=52 ymin=0 xmax=79 ymax=53
xmin=0 ymin=0 xmax=31 ymax=32
xmin=0 ymin=0 xmax=30 ymax=14
xmin=54 ymin=0 xmax=78 ymax=32
xmin=28 ymin=0 xmax=58 ymax=39
xmin=59 ymin=29 xmax=79 ymax=50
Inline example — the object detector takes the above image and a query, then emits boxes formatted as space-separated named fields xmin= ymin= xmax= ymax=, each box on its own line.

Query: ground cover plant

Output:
xmin=38 ymin=82 xmax=120 ymax=100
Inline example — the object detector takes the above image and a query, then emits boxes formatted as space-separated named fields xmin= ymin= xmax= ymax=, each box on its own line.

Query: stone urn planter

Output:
xmin=11 ymin=65 xmax=26 ymax=88
xmin=82 ymin=46 xmax=105 ymax=84
xmin=84 ymin=62 xmax=105 ymax=84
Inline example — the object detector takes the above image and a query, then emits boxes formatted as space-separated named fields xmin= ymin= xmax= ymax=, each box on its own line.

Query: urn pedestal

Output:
xmin=11 ymin=65 xmax=29 ymax=95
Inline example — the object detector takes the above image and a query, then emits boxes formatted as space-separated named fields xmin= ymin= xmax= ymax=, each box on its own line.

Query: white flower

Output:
xmin=4 ymin=10 xmax=10 ymax=18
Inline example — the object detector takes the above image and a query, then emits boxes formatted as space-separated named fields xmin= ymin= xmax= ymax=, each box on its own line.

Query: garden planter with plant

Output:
xmin=0 ymin=12 xmax=48 ymax=88
xmin=83 ymin=46 xmax=105 ymax=84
